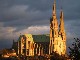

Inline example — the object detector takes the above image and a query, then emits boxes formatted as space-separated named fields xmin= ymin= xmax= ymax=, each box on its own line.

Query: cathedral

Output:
xmin=49 ymin=0 xmax=66 ymax=55
xmin=12 ymin=0 xmax=66 ymax=57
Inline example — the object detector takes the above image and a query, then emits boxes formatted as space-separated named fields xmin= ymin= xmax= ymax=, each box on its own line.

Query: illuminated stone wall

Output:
xmin=17 ymin=34 xmax=49 ymax=56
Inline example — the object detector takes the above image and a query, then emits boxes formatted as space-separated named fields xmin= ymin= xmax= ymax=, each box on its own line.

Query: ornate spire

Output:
xmin=59 ymin=8 xmax=64 ymax=34
xmin=59 ymin=8 xmax=66 ymax=55
xmin=52 ymin=0 xmax=58 ymax=38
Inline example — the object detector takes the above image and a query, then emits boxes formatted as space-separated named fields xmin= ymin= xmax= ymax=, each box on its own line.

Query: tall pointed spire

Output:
xmin=59 ymin=9 xmax=66 ymax=55
xmin=59 ymin=10 xmax=64 ymax=33
xmin=59 ymin=0 xmax=65 ymax=35
xmin=50 ymin=0 xmax=59 ymax=54
xmin=53 ymin=0 xmax=56 ymax=16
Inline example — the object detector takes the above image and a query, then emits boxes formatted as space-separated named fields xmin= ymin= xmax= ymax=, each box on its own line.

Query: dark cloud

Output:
xmin=63 ymin=0 xmax=80 ymax=20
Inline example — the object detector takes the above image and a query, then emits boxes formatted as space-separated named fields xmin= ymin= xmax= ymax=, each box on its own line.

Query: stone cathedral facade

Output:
xmin=49 ymin=0 xmax=66 ymax=55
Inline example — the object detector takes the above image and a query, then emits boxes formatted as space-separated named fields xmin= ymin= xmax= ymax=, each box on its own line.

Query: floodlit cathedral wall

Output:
xmin=18 ymin=34 xmax=34 ymax=56
xmin=17 ymin=34 xmax=49 ymax=56
xmin=49 ymin=0 xmax=66 ymax=55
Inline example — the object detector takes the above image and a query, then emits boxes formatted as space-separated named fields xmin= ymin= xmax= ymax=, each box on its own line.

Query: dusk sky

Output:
xmin=0 ymin=0 xmax=80 ymax=49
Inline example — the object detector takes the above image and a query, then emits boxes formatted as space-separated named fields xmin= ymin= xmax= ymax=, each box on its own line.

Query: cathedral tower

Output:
xmin=59 ymin=9 xmax=66 ymax=41
xmin=50 ymin=0 xmax=58 ymax=54
xmin=59 ymin=9 xmax=66 ymax=55
xmin=49 ymin=0 xmax=66 ymax=55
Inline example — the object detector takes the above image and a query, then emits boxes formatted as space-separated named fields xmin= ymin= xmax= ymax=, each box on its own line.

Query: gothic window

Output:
xmin=27 ymin=49 xmax=29 ymax=55
xmin=28 ymin=41 xmax=30 ymax=48
xmin=23 ymin=49 xmax=26 ymax=54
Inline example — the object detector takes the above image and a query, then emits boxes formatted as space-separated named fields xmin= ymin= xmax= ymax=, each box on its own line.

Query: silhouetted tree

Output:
xmin=68 ymin=38 xmax=80 ymax=60
xmin=50 ymin=51 xmax=67 ymax=60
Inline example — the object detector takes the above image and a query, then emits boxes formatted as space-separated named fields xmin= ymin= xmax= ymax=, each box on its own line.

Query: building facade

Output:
xmin=49 ymin=0 xmax=66 ymax=55
xmin=17 ymin=34 xmax=49 ymax=56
